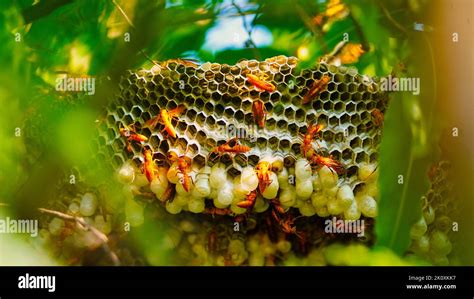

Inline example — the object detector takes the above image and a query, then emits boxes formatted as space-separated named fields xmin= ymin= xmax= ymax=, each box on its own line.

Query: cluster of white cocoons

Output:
xmin=117 ymin=158 xmax=380 ymax=220
xmin=301 ymin=161 xmax=378 ymax=220
xmin=409 ymin=205 xmax=452 ymax=265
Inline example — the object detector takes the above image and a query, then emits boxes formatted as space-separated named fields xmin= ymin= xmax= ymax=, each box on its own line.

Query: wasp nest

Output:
xmin=96 ymin=55 xmax=388 ymax=221
xmin=408 ymin=161 xmax=458 ymax=265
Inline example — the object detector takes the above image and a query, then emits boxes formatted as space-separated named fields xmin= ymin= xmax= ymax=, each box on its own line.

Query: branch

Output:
xmin=22 ymin=0 xmax=74 ymax=24
xmin=294 ymin=3 xmax=329 ymax=54
xmin=347 ymin=11 xmax=371 ymax=52
xmin=232 ymin=0 xmax=261 ymax=60
xmin=38 ymin=208 xmax=120 ymax=266
xmin=377 ymin=2 xmax=408 ymax=35
xmin=111 ymin=0 xmax=135 ymax=28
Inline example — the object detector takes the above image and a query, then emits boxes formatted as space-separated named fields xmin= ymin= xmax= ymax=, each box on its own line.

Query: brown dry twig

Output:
xmin=38 ymin=208 xmax=120 ymax=266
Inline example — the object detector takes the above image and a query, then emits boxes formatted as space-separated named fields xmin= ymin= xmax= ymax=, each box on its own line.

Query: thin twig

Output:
xmin=21 ymin=0 xmax=74 ymax=24
xmin=232 ymin=0 xmax=261 ymax=60
xmin=378 ymin=2 xmax=408 ymax=35
xmin=39 ymin=208 xmax=120 ymax=266
xmin=111 ymin=0 xmax=135 ymax=28
xmin=295 ymin=3 xmax=329 ymax=54
xmin=347 ymin=11 xmax=370 ymax=52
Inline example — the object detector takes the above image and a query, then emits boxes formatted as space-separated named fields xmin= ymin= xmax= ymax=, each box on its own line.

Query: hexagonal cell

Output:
xmin=264 ymin=102 xmax=273 ymax=114
xmin=194 ymin=98 xmax=205 ymax=109
xmin=116 ymin=107 xmax=126 ymax=119
xmin=352 ymin=92 xmax=362 ymax=102
xmin=337 ymin=83 xmax=347 ymax=93
xmin=366 ymin=101 xmax=375 ymax=110
xmin=362 ymin=137 xmax=372 ymax=148
xmin=214 ymin=104 xmax=225 ymax=115
xmin=272 ymin=103 xmax=284 ymax=115
xmin=158 ymin=140 xmax=170 ymax=153
xmin=216 ymin=119 xmax=226 ymax=128
xmin=339 ymin=113 xmax=350 ymax=124
xmin=157 ymin=96 xmax=168 ymax=107
xmin=319 ymin=91 xmax=330 ymax=101
xmin=356 ymin=102 xmax=366 ymax=111
xmin=234 ymin=110 xmax=245 ymax=122
xmin=131 ymin=106 xmax=143 ymax=118
xmin=268 ymin=136 xmax=279 ymax=150
xmin=329 ymin=92 xmax=339 ymax=101
xmin=355 ymin=151 xmax=368 ymax=163
xmin=334 ymin=102 xmax=344 ymax=112
xmin=244 ymin=112 xmax=254 ymax=124
xmin=227 ymin=165 xmax=242 ymax=178
xmin=348 ymin=83 xmax=357 ymax=93
xmin=317 ymin=114 xmax=328 ymax=126
xmin=123 ymin=99 xmax=134 ymax=111
xmin=204 ymin=102 xmax=214 ymax=114
xmin=277 ymin=119 xmax=288 ymax=130
xmin=192 ymin=86 xmax=202 ymax=96
xmin=185 ymin=124 xmax=198 ymax=139
xmin=242 ymin=99 xmax=252 ymax=111
xmin=369 ymin=152 xmax=378 ymax=163
xmin=136 ymin=77 xmax=146 ymax=88
xmin=329 ymin=150 xmax=342 ymax=160
xmin=231 ymin=96 xmax=242 ymax=109
xmin=150 ymin=134 xmax=161 ymax=148
xmin=362 ymin=92 xmax=371 ymax=101
xmin=295 ymin=108 xmax=305 ymax=122
xmin=342 ymin=148 xmax=353 ymax=161
xmin=306 ymin=113 xmax=317 ymax=123
xmin=248 ymin=154 xmax=259 ymax=166
xmin=194 ymin=112 xmax=206 ymax=126
xmin=266 ymin=118 xmax=276 ymax=130
xmin=350 ymin=136 xmax=362 ymax=148
xmin=334 ymin=132 xmax=344 ymax=143
xmin=283 ymin=155 xmax=296 ymax=168
xmin=204 ymin=70 xmax=215 ymax=81
xmin=323 ymin=101 xmax=334 ymax=111
xmin=360 ymin=111 xmax=370 ymax=123
xmin=284 ymin=107 xmax=295 ymax=119
xmin=185 ymin=108 xmax=197 ymax=122
xmin=122 ymin=114 xmax=133 ymax=125
xmin=346 ymin=102 xmax=355 ymax=113
xmin=112 ymin=138 xmax=126 ymax=152
xmin=113 ymin=154 xmax=125 ymax=167
xmin=340 ymin=92 xmax=350 ymax=102
xmin=346 ymin=165 xmax=358 ymax=178
xmin=271 ymin=92 xmax=282 ymax=103
xmin=205 ymin=115 xmax=216 ymax=127
xmin=288 ymin=123 xmax=299 ymax=135
xmin=141 ymin=127 xmax=152 ymax=137
xmin=233 ymin=153 xmax=248 ymax=167
xmin=322 ymin=130 xmax=335 ymax=143
xmin=137 ymin=87 xmax=148 ymax=100
xmin=327 ymin=82 xmax=337 ymax=92
xmin=312 ymin=100 xmax=323 ymax=111
xmin=279 ymin=139 xmax=291 ymax=150
xmin=301 ymin=69 xmax=312 ymax=79
xmin=224 ymin=107 xmax=235 ymax=118
xmin=356 ymin=123 xmax=366 ymax=134
xmin=350 ymin=114 xmax=361 ymax=125
xmin=373 ymin=134 xmax=381 ymax=145
xmin=256 ymin=137 xmax=267 ymax=149
xmin=291 ymin=143 xmax=301 ymax=155
xmin=228 ymin=85 xmax=239 ymax=94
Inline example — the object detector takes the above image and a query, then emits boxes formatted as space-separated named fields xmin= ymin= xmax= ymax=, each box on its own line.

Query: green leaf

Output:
xmin=375 ymin=91 xmax=430 ymax=255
